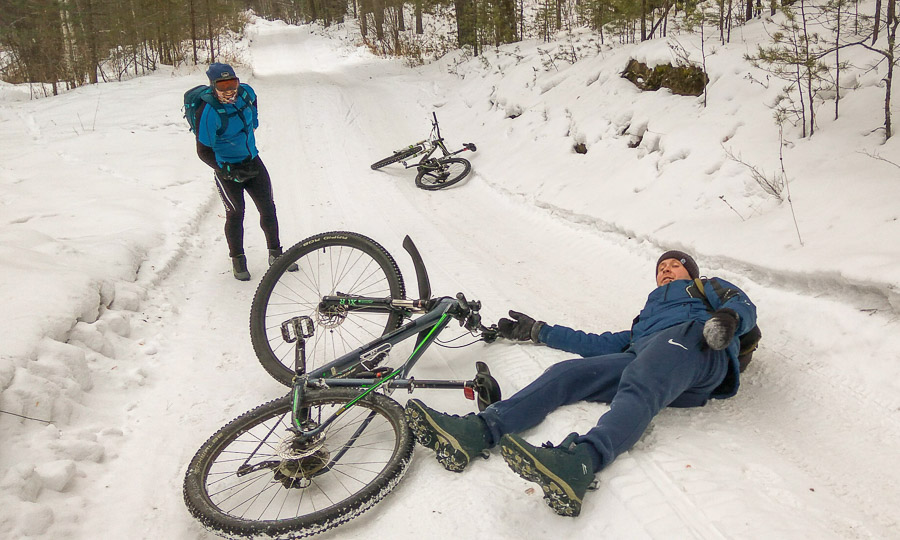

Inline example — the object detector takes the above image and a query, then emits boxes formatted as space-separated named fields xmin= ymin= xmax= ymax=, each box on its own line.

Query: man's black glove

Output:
xmin=497 ymin=310 xmax=545 ymax=343
xmin=703 ymin=308 xmax=739 ymax=350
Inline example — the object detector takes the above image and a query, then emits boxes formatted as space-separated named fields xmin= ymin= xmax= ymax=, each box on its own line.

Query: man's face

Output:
xmin=214 ymin=78 xmax=239 ymax=104
xmin=656 ymin=258 xmax=692 ymax=286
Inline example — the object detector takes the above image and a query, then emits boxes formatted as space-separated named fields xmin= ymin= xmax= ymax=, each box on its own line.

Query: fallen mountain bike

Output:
xmin=370 ymin=112 xmax=477 ymax=190
xmin=183 ymin=231 xmax=502 ymax=539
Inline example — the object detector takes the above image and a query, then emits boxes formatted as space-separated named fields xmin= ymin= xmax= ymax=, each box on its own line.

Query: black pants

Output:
xmin=214 ymin=156 xmax=281 ymax=257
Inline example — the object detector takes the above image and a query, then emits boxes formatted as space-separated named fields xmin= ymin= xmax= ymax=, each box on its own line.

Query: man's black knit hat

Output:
xmin=656 ymin=250 xmax=699 ymax=280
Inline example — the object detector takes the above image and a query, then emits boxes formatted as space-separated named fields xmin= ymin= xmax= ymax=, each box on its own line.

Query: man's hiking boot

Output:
xmin=232 ymin=254 xmax=250 ymax=281
xmin=499 ymin=433 xmax=596 ymax=517
xmin=404 ymin=399 xmax=490 ymax=472
xmin=268 ymin=247 xmax=298 ymax=272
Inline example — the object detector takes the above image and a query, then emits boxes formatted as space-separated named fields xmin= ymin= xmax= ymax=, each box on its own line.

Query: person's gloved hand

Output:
xmin=497 ymin=310 xmax=544 ymax=343
xmin=703 ymin=308 xmax=739 ymax=350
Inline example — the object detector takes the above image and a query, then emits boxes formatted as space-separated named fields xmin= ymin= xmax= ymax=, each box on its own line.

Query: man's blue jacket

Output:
xmin=536 ymin=277 xmax=757 ymax=398
xmin=197 ymin=84 xmax=259 ymax=166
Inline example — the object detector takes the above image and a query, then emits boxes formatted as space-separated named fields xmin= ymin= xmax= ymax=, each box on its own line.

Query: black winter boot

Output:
xmin=404 ymin=399 xmax=491 ymax=472
xmin=268 ymin=247 xmax=298 ymax=272
xmin=231 ymin=254 xmax=250 ymax=281
xmin=499 ymin=433 xmax=597 ymax=517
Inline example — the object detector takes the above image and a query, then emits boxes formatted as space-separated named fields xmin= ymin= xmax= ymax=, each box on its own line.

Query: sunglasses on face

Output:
xmin=214 ymin=78 xmax=240 ymax=92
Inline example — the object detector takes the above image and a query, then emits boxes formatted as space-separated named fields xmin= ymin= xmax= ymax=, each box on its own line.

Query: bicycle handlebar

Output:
xmin=452 ymin=292 xmax=499 ymax=342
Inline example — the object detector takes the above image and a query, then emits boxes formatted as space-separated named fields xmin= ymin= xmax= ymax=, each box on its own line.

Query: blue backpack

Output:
xmin=183 ymin=84 xmax=255 ymax=138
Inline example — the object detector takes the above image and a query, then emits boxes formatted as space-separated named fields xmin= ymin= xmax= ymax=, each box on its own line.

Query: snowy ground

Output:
xmin=2 ymin=15 xmax=900 ymax=540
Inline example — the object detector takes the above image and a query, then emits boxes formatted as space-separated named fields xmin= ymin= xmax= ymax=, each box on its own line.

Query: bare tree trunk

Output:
xmin=719 ymin=0 xmax=725 ymax=44
xmin=189 ymin=0 xmax=198 ymax=64
xmin=415 ymin=0 xmax=423 ymax=33
xmin=801 ymin=0 xmax=814 ymax=136
xmin=205 ymin=0 xmax=215 ymax=61
xmin=835 ymin=1 xmax=842 ymax=120
xmin=360 ymin=0 xmax=369 ymax=37
xmin=641 ymin=0 xmax=647 ymax=40
xmin=727 ymin=0 xmax=733 ymax=42
xmin=873 ymin=0 xmax=883 ymax=44
xmin=885 ymin=0 xmax=897 ymax=138
xmin=373 ymin=0 xmax=385 ymax=40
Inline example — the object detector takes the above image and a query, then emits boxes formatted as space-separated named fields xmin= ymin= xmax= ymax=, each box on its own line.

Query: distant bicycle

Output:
xmin=371 ymin=112 xmax=477 ymax=190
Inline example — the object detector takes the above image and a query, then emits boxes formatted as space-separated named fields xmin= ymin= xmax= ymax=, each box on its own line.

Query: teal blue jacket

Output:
xmin=197 ymin=83 xmax=259 ymax=166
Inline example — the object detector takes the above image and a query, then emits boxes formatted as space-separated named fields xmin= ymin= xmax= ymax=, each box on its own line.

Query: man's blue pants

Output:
xmin=479 ymin=321 xmax=730 ymax=471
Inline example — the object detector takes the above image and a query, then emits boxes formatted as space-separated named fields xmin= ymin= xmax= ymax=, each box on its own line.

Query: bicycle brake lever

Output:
xmin=465 ymin=312 xmax=482 ymax=331
xmin=481 ymin=324 xmax=499 ymax=343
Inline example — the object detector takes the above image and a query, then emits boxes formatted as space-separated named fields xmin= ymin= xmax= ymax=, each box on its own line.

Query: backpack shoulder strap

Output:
xmin=198 ymin=91 xmax=230 ymax=138
xmin=687 ymin=278 xmax=715 ymax=311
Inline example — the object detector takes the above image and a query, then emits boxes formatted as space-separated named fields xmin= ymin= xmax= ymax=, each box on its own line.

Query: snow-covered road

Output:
xmin=2 ymin=19 xmax=899 ymax=540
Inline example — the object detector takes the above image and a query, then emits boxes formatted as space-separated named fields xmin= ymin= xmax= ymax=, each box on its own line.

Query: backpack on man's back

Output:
xmin=183 ymin=84 xmax=255 ymax=138
xmin=690 ymin=277 xmax=762 ymax=372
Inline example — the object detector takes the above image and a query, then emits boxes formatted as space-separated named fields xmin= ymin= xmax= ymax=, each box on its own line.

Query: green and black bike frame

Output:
xmin=283 ymin=235 xmax=498 ymax=444
xmin=285 ymin=296 xmax=480 ymax=442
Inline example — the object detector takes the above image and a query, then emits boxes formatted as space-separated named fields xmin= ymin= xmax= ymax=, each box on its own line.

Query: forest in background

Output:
xmin=0 ymin=0 xmax=897 ymax=138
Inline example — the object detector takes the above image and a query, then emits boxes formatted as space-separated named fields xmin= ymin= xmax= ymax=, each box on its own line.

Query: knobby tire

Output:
xmin=183 ymin=388 xmax=413 ymax=539
xmin=250 ymin=231 xmax=405 ymax=386
xmin=370 ymin=146 xmax=421 ymax=170
xmin=415 ymin=157 xmax=471 ymax=190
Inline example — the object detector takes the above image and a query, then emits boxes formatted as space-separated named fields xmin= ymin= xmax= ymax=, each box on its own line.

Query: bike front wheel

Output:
xmin=250 ymin=231 xmax=406 ymax=386
xmin=415 ymin=157 xmax=471 ymax=190
xmin=370 ymin=145 xmax=422 ymax=170
xmin=183 ymin=388 xmax=413 ymax=539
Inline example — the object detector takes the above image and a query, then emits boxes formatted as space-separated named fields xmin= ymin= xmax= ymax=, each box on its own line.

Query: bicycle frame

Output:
xmin=276 ymin=235 xmax=498 ymax=445
xmin=283 ymin=297 xmax=469 ymax=439
xmin=396 ymin=113 xmax=476 ymax=170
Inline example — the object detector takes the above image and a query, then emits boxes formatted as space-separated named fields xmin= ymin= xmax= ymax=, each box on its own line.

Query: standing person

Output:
xmin=405 ymin=251 xmax=757 ymax=517
xmin=194 ymin=62 xmax=294 ymax=281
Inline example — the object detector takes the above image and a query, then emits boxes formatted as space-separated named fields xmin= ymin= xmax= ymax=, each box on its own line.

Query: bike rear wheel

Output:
xmin=183 ymin=388 xmax=413 ymax=539
xmin=415 ymin=157 xmax=471 ymax=190
xmin=250 ymin=231 xmax=406 ymax=386
xmin=370 ymin=146 xmax=422 ymax=170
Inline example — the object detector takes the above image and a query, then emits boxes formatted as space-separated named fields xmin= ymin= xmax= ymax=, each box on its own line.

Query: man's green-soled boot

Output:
xmin=499 ymin=433 xmax=597 ymax=517
xmin=404 ymin=399 xmax=490 ymax=472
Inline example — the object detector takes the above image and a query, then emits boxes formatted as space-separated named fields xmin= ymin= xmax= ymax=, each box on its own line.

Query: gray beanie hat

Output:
xmin=656 ymin=250 xmax=699 ymax=280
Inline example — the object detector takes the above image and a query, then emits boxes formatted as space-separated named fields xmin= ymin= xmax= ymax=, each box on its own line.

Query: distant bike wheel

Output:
xmin=371 ymin=146 xmax=422 ymax=170
xmin=183 ymin=388 xmax=413 ymax=539
xmin=250 ymin=231 xmax=405 ymax=386
xmin=415 ymin=157 xmax=471 ymax=190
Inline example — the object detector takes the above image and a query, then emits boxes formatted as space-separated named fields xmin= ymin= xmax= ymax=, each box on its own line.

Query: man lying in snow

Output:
xmin=405 ymin=251 xmax=758 ymax=516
